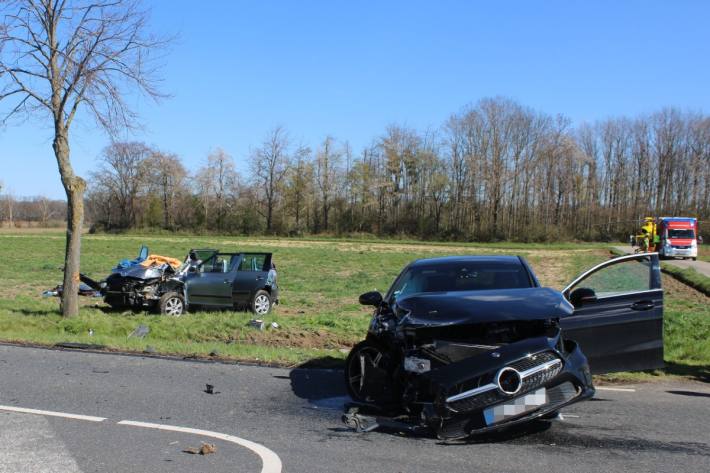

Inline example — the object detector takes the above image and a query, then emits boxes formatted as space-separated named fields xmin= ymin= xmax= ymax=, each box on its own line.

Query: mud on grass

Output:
xmin=0 ymin=232 xmax=707 ymax=374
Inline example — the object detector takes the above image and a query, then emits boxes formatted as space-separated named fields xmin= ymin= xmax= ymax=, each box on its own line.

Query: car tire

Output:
xmin=159 ymin=292 xmax=185 ymax=317
xmin=345 ymin=340 xmax=397 ymax=404
xmin=251 ymin=290 xmax=272 ymax=315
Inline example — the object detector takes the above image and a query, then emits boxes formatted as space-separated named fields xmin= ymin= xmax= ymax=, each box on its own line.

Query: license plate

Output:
xmin=483 ymin=388 xmax=547 ymax=425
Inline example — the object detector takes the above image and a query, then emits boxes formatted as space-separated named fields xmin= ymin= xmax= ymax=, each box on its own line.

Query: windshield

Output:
xmin=388 ymin=261 xmax=532 ymax=303
xmin=668 ymin=229 xmax=695 ymax=239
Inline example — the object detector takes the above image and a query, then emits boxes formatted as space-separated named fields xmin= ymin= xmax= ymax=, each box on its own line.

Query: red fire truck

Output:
xmin=657 ymin=217 xmax=699 ymax=260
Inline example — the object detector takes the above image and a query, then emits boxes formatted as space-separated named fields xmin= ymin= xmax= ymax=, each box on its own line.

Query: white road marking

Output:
xmin=596 ymin=386 xmax=636 ymax=392
xmin=0 ymin=405 xmax=283 ymax=473
xmin=0 ymin=405 xmax=107 ymax=422
xmin=117 ymin=420 xmax=282 ymax=473
xmin=0 ymin=412 xmax=82 ymax=473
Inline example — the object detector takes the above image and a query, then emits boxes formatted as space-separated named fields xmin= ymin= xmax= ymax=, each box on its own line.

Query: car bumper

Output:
xmin=424 ymin=337 xmax=594 ymax=440
xmin=663 ymin=247 xmax=697 ymax=257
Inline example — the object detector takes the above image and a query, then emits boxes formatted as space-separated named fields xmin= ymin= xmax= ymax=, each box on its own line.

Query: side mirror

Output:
xmin=569 ymin=287 xmax=597 ymax=308
xmin=359 ymin=291 xmax=383 ymax=306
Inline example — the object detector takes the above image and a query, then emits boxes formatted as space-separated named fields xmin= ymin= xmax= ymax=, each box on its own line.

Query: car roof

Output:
xmin=408 ymin=255 xmax=523 ymax=268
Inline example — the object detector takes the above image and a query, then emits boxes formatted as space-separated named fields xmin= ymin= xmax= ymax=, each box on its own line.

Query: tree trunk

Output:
xmin=54 ymin=131 xmax=85 ymax=318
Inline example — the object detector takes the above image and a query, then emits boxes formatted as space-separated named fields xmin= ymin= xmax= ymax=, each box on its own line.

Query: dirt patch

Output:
xmin=529 ymin=255 xmax=571 ymax=289
xmin=239 ymin=328 xmax=354 ymax=349
xmin=662 ymin=273 xmax=709 ymax=303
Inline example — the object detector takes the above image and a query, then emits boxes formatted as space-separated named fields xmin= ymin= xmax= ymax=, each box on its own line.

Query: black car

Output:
xmin=87 ymin=249 xmax=279 ymax=316
xmin=343 ymin=253 xmax=663 ymax=439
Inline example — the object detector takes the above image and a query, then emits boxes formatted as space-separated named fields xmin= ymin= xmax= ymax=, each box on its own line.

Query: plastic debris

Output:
xmin=204 ymin=383 xmax=219 ymax=395
xmin=247 ymin=319 xmax=265 ymax=331
xmin=129 ymin=324 xmax=150 ymax=338
xmin=270 ymin=322 xmax=280 ymax=329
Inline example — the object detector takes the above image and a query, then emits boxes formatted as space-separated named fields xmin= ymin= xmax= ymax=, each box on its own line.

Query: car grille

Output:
xmin=447 ymin=351 xmax=563 ymax=413
xmin=438 ymin=381 xmax=580 ymax=439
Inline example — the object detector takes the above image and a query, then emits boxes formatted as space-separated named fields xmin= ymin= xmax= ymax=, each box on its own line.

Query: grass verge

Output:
xmin=0 ymin=233 xmax=707 ymax=382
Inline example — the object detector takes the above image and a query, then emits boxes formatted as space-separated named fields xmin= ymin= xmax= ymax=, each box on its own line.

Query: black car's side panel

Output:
xmin=560 ymin=289 xmax=664 ymax=373
xmin=560 ymin=253 xmax=664 ymax=374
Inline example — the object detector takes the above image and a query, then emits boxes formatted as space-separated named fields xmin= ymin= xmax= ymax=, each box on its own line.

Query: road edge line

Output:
xmin=0 ymin=405 xmax=107 ymax=422
xmin=117 ymin=420 xmax=282 ymax=473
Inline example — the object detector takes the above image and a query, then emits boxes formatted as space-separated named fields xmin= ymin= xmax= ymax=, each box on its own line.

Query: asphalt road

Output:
xmin=1 ymin=344 xmax=709 ymax=473
xmin=614 ymin=246 xmax=710 ymax=277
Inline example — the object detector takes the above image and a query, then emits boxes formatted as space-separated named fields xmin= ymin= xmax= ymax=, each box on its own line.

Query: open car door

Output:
xmin=560 ymin=253 xmax=663 ymax=374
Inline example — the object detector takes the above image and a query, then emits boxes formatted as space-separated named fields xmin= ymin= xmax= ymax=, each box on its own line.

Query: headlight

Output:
xmin=691 ymin=240 xmax=697 ymax=249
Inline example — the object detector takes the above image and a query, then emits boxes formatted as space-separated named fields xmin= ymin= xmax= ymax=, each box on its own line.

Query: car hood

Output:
xmin=394 ymin=287 xmax=573 ymax=327
xmin=110 ymin=264 xmax=166 ymax=280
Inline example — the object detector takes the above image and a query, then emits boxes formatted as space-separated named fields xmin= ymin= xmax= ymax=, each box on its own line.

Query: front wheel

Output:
xmin=251 ymin=290 xmax=272 ymax=315
xmin=159 ymin=292 xmax=185 ymax=317
xmin=345 ymin=340 xmax=397 ymax=404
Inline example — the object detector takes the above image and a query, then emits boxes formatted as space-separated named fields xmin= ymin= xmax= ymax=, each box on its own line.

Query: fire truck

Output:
xmin=633 ymin=217 xmax=699 ymax=260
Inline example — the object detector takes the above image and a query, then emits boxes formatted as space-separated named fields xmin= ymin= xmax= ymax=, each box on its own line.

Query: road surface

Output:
xmin=1 ymin=345 xmax=709 ymax=473
xmin=614 ymin=246 xmax=710 ymax=277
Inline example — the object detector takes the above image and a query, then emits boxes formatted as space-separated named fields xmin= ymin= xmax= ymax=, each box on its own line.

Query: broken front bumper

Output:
xmin=424 ymin=336 xmax=594 ymax=439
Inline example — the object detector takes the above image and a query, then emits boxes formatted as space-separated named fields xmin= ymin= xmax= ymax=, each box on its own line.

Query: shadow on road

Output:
xmin=287 ymin=365 xmax=347 ymax=401
xmin=666 ymin=390 xmax=710 ymax=398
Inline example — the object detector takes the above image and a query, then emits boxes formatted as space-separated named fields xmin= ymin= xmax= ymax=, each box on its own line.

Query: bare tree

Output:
xmin=143 ymin=151 xmax=186 ymax=229
xmin=91 ymin=141 xmax=151 ymax=228
xmin=0 ymin=0 xmax=167 ymax=316
xmin=194 ymin=148 xmax=238 ymax=231
xmin=250 ymin=126 xmax=292 ymax=233
xmin=315 ymin=136 xmax=341 ymax=231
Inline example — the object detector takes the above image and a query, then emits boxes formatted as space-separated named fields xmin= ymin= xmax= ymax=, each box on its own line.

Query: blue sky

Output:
xmin=2 ymin=0 xmax=709 ymax=199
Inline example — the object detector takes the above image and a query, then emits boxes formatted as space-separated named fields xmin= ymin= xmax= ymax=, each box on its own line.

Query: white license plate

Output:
xmin=483 ymin=388 xmax=547 ymax=425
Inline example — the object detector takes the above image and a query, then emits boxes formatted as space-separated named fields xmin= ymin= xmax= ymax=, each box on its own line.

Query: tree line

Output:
xmin=84 ymin=97 xmax=709 ymax=241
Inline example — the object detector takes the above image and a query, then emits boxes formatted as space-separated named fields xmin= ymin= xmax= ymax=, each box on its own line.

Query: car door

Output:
xmin=231 ymin=253 xmax=272 ymax=305
xmin=185 ymin=253 xmax=235 ymax=307
xmin=560 ymin=253 xmax=663 ymax=374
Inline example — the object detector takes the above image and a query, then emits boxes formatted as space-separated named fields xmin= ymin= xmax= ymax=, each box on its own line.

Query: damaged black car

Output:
xmin=343 ymin=253 xmax=663 ymax=439
xmin=49 ymin=247 xmax=279 ymax=317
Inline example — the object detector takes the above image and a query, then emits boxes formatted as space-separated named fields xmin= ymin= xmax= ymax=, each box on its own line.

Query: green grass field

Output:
xmin=0 ymin=230 xmax=707 ymax=381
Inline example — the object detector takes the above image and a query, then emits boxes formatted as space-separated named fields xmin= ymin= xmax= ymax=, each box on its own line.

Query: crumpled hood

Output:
xmin=395 ymin=287 xmax=573 ymax=327
xmin=110 ymin=264 xmax=166 ymax=280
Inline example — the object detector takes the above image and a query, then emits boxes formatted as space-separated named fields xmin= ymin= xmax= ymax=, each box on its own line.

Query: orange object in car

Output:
xmin=140 ymin=255 xmax=182 ymax=269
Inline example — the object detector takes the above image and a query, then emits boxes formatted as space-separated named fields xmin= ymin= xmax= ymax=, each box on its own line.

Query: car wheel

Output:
xmin=345 ymin=340 xmax=397 ymax=404
xmin=159 ymin=292 xmax=185 ymax=317
xmin=251 ymin=290 xmax=271 ymax=315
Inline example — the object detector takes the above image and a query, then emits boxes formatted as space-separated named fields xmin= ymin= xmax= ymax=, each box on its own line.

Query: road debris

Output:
xmin=248 ymin=319 xmax=265 ymax=331
xmin=204 ymin=383 xmax=219 ymax=395
xmin=129 ymin=324 xmax=150 ymax=339
xmin=182 ymin=443 xmax=217 ymax=455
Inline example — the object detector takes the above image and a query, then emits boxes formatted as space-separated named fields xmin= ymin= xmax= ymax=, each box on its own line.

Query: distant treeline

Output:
xmin=0 ymin=194 xmax=67 ymax=227
xmin=79 ymin=97 xmax=709 ymax=241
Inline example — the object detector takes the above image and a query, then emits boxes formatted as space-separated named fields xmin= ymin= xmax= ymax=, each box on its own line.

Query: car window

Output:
xmin=569 ymin=257 xmax=651 ymax=298
xmin=202 ymin=255 xmax=229 ymax=273
xmin=239 ymin=254 xmax=267 ymax=272
xmin=389 ymin=261 xmax=531 ymax=302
